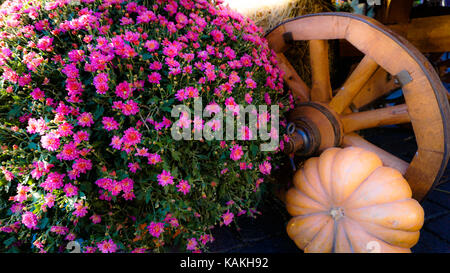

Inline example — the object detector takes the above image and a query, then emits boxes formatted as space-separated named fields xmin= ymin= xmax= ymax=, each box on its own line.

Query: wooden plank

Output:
xmin=310 ymin=40 xmax=332 ymax=103
xmin=341 ymin=15 xmax=450 ymax=54
xmin=276 ymin=52 xmax=310 ymax=102
xmin=341 ymin=104 xmax=410 ymax=133
xmin=393 ymin=15 xmax=450 ymax=53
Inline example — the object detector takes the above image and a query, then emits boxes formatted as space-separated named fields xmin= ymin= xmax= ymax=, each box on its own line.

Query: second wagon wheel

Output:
xmin=265 ymin=12 xmax=450 ymax=201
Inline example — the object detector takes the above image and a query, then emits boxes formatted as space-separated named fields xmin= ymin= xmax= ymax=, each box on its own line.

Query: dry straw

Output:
xmin=223 ymin=0 xmax=334 ymax=87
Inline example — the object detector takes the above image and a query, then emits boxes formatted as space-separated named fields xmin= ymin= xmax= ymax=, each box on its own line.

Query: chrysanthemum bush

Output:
xmin=0 ymin=0 xmax=294 ymax=253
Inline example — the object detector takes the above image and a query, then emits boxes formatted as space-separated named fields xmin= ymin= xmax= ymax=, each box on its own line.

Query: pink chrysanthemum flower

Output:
xmin=176 ymin=180 xmax=191 ymax=195
xmin=44 ymin=193 xmax=55 ymax=209
xmin=110 ymin=135 xmax=122 ymax=150
xmin=200 ymin=234 xmax=212 ymax=245
xmin=186 ymin=238 xmax=198 ymax=251
xmin=27 ymin=117 xmax=48 ymax=135
xmin=77 ymin=112 xmax=94 ymax=127
xmin=134 ymin=148 xmax=149 ymax=157
xmin=157 ymin=170 xmax=174 ymax=187
xmin=259 ymin=161 xmax=272 ymax=175
xmin=15 ymin=184 xmax=30 ymax=203
xmin=72 ymin=158 xmax=92 ymax=174
xmin=222 ymin=210 xmax=234 ymax=226
xmin=73 ymin=202 xmax=88 ymax=218
xmin=41 ymin=172 xmax=65 ymax=192
xmin=57 ymin=142 xmax=79 ymax=161
xmin=147 ymin=222 xmax=165 ymax=238
xmin=102 ymin=117 xmax=119 ymax=131
xmin=245 ymin=93 xmax=253 ymax=104
xmin=97 ymin=239 xmax=117 ymax=253
xmin=148 ymin=153 xmax=162 ymax=165
xmin=93 ymin=73 xmax=109 ymax=94
xmin=36 ymin=36 xmax=53 ymax=52
xmin=229 ymin=145 xmax=243 ymax=161
xmin=148 ymin=72 xmax=161 ymax=84
xmin=122 ymin=127 xmax=142 ymax=146
xmin=121 ymin=100 xmax=139 ymax=116
xmin=144 ymin=40 xmax=159 ymax=52
xmin=64 ymin=183 xmax=78 ymax=197
xmin=128 ymin=162 xmax=140 ymax=173
xmin=120 ymin=178 xmax=134 ymax=194
xmin=83 ymin=246 xmax=97 ymax=253
xmin=210 ymin=29 xmax=224 ymax=43
xmin=73 ymin=130 xmax=90 ymax=144
xmin=57 ymin=122 xmax=73 ymax=137
xmin=50 ymin=226 xmax=69 ymax=235
xmin=245 ymin=78 xmax=257 ymax=89
xmin=22 ymin=211 xmax=38 ymax=229
xmin=90 ymin=214 xmax=101 ymax=224
xmin=115 ymin=81 xmax=133 ymax=99
xmin=30 ymin=87 xmax=45 ymax=100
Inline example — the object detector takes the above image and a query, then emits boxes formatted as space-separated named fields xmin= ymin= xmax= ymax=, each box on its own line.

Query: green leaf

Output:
xmin=142 ymin=52 xmax=152 ymax=60
xmin=27 ymin=142 xmax=38 ymax=150
xmin=170 ymin=150 xmax=181 ymax=162
xmin=40 ymin=217 xmax=49 ymax=229
xmin=250 ymin=144 xmax=259 ymax=157
xmin=3 ymin=237 xmax=16 ymax=247
xmin=93 ymin=105 xmax=104 ymax=120
xmin=145 ymin=190 xmax=152 ymax=204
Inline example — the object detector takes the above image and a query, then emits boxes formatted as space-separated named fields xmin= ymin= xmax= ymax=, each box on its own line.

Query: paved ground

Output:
xmin=209 ymin=127 xmax=450 ymax=253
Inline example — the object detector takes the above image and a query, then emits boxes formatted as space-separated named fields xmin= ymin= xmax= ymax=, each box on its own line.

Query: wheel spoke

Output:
xmin=342 ymin=133 xmax=409 ymax=175
xmin=351 ymin=68 xmax=402 ymax=109
xmin=329 ymin=55 xmax=379 ymax=114
xmin=341 ymin=104 xmax=410 ymax=133
xmin=276 ymin=52 xmax=310 ymax=102
xmin=309 ymin=40 xmax=332 ymax=103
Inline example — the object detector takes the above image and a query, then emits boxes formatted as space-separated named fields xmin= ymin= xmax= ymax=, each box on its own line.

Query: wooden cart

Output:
xmin=265 ymin=12 xmax=450 ymax=201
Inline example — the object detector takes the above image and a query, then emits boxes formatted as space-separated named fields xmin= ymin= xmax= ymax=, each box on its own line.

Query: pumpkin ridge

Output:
xmin=340 ymin=165 xmax=385 ymax=207
xmin=342 ymin=167 xmax=411 ymax=208
xmin=286 ymin=206 xmax=328 ymax=218
xmin=344 ymin=197 xmax=411 ymax=211
xmin=299 ymin=217 xmax=333 ymax=251
xmin=297 ymin=171 xmax=330 ymax=208
xmin=322 ymin=148 xmax=340 ymax=205
xmin=345 ymin=217 xmax=410 ymax=251
xmin=345 ymin=199 xmax=424 ymax=232
xmin=352 ymin=218 xmax=421 ymax=248
xmin=292 ymin=187 xmax=329 ymax=211
xmin=336 ymin=148 xmax=374 ymax=205
xmin=336 ymin=219 xmax=355 ymax=253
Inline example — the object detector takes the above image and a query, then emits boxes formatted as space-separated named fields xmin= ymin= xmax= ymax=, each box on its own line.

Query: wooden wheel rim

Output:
xmin=265 ymin=12 xmax=450 ymax=201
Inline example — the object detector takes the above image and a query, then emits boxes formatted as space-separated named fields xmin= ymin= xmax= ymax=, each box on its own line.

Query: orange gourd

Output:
xmin=286 ymin=147 xmax=424 ymax=253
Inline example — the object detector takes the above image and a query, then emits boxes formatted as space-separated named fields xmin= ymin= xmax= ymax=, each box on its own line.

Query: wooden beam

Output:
xmin=340 ymin=15 xmax=450 ymax=55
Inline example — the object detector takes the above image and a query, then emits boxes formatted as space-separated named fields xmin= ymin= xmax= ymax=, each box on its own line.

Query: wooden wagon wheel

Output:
xmin=265 ymin=12 xmax=450 ymax=201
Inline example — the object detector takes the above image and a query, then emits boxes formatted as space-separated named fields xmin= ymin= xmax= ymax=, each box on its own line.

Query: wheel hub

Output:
xmin=284 ymin=102 xmax=343 ymax=156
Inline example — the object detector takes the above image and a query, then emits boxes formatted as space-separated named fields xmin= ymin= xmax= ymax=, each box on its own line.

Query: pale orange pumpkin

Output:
xmin=286 ymin=146 xmax=424 ymax=253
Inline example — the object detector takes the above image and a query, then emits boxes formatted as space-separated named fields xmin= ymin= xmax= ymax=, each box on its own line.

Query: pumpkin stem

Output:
xmin=329 ymin=207 xmax=344 ymax=221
